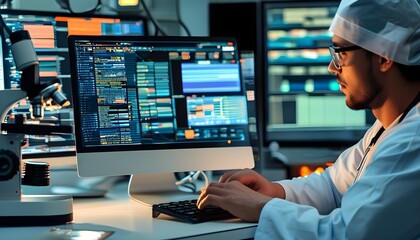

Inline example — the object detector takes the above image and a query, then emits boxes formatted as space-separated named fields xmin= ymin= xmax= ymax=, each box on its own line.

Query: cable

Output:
xmin=0 ymin=11 xmax=12 ymax=84
xmin=180 ymin=182 xmax=197 ymax=193
xmin=175 ymin=0 xmax=191 ymax=36
xmin=175 ymin=171 xmax=209 ymax=193
xmin=0 ymin=13 xmax=12 ymax=36
xmin=100 ymin=1 xmax=118 ymax=13
xmin=139 ymin=0 xmax=167 ymax=36
xmin=198 ymin=171 xmax=209 ymax=186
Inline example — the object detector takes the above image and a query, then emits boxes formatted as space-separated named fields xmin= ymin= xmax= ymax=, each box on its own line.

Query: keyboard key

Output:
xmin=152 ymin=199 xmax=235 ymax=223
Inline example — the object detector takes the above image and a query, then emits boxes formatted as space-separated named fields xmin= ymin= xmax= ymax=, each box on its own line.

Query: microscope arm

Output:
xmin=0 ymin=90 xmax=26 ymax=127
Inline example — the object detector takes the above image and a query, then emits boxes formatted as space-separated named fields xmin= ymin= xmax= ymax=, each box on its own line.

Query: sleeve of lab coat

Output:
xmin=255 ymin=109 xmax=420 ymax=240
xmin=277 ymin=170 xmax=341 ymax=215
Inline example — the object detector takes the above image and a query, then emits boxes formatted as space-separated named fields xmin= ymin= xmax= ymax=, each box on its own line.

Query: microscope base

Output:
xmin=0 ymin=195 xmax=73 ymax=226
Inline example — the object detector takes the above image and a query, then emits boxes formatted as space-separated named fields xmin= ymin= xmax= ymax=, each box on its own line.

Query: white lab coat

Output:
xmin=255 ymin=103 xmax=420 ymax=240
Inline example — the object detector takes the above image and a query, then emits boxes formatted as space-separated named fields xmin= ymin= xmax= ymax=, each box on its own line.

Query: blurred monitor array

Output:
xmin=0 ymin=9 xmax=146 ymax=158
xmin=262 ymin=1 xmax=375 ymax=146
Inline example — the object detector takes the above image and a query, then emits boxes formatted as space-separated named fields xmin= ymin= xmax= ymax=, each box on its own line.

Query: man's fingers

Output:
xmin=197 ymin=182 xmax=232 ymax=209
xmin=218 ymin=170 xmax=241 ymax=183
xmin=197 ymin=191 xmax=224 ymax=210
xmin=197 ymin=187 xmax=208 ymax=205
xmin=197 ymin=183 xmax=221 ymax=206
xmin=219 ymin=169 xmax=259 ymax=186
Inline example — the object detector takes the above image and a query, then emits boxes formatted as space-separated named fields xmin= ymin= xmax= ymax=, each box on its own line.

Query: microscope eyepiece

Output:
xmin=10 ymin=30 xmax=39 ymax=71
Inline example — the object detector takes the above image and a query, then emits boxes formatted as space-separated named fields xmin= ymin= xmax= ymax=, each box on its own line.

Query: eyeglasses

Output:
xmin=329 ymin=45 xmax=362 ymax=70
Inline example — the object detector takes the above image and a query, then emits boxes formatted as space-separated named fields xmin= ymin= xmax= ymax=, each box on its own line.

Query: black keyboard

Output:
xmin=152 ymin=199 xmax=235 ymax=224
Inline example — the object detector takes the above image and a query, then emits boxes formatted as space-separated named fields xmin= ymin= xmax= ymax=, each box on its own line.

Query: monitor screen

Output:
xmin=262 ymin=1 xmax=375 ymax=146
xmin=68 ymin=36 xmax=254 ymax=182
xmin=0 ymin=10 xmax=146 ymax=158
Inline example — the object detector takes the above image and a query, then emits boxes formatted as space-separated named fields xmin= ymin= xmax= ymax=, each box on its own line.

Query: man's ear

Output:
xmin=379 ymin=57 xmax=393 ymax=72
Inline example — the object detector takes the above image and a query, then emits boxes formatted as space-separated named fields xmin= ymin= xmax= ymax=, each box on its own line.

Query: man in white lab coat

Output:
xmin=197 ymin=0 xmax=420 ymax=239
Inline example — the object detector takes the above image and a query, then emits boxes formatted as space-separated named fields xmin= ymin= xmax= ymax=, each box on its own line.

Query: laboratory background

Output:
xmin=3 ymin=0 xmax=364 ymax=180
xmin=0 ymin=0 xmax=379 ymax=238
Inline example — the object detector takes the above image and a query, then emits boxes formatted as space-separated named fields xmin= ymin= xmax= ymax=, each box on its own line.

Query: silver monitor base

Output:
xmin=129 ymin=173 xmax=202 ymax=206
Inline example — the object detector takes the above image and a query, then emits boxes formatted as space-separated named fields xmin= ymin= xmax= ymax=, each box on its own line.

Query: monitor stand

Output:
xmin=128 ymin=173 xmax=202 ymax=206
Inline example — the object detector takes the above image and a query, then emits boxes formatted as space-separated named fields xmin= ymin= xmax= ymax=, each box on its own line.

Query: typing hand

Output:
xmin=197 ymin=180 xmax=272 ymax=222
xmin=219 ymin=169 xmax=285 ymax=199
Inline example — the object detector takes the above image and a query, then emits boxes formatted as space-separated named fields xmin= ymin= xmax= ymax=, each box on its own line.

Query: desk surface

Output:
xmin=1 ymin=182 xmax=257 ymax=240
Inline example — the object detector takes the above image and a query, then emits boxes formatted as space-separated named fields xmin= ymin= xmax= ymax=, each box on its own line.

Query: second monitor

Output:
xmin=68 ymin=36 xmax=254 ymax=204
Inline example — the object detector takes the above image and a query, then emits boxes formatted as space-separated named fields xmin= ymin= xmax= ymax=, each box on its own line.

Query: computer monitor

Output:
xmin=68 ymin=36 xmax=254 ymax=204
xmin=0 ymin=9 xmax=147 ymax=160
xmin=261 ymin=1 xmax=375 ymax=147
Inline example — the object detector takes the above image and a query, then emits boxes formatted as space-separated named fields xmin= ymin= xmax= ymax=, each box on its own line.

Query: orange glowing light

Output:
xmin=314 ymin=167 xmax=325 ymax=175
xmin=299 ymin=165 xmax=325 ymax=177
xmin=300 ymin=166 xmax=312 ymax=177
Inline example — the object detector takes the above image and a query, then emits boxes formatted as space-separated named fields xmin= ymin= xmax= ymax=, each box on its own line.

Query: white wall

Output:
xmin=144 ymin=0 xmax=209 ymax=36
xmin=179 ymin=0 xmax=209 ymax=36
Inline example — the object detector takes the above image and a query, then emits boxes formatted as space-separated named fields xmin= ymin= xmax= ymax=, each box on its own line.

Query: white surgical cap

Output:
xmin=329 ymin=0 xmax=420 ymax=66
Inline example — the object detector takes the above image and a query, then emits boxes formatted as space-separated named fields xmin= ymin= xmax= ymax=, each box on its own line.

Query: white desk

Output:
xmin=0 ymin=182 xmax=257 ymax=240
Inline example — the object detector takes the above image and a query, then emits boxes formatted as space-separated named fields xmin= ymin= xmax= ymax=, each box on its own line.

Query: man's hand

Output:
xmin=197 ymin=180 xmax=273 ymax=222
xmin=196 ymin=169 xmax=286 ymax=222
xmin=219 ymin=169 xmax=285 ymax=198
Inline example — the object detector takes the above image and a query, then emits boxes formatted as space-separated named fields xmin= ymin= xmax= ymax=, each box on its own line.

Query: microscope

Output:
xmin=0 ymin=29 xmax=73 ymax=226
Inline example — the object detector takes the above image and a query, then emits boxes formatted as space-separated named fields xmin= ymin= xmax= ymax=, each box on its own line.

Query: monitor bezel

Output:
xmin=68 ymin=35 xmax=252 ymax=155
